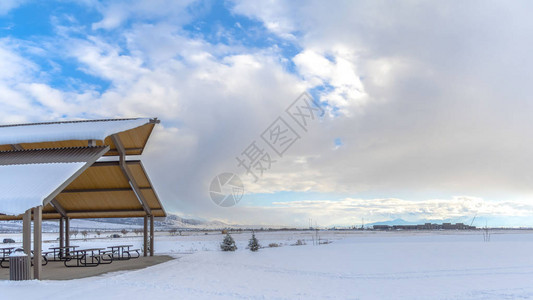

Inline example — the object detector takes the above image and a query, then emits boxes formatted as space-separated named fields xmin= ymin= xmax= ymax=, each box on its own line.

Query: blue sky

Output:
xmin=2 ymin=0 xmax=533 ymax=227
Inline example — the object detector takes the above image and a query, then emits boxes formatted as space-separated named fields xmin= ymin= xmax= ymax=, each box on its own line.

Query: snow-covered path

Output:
xmin=2 ymin=230 xmax=533 ymax=299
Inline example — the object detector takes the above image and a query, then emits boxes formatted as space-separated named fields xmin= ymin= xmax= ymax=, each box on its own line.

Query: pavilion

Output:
xmin=0 ymin=118 xmax=166 ymax=279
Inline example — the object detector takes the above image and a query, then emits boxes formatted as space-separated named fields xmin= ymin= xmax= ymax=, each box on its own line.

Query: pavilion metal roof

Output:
xmin=0 ymin=118 xmax=159 ymax=156
xmin=0 ymin=118 xmax=166 ymax=220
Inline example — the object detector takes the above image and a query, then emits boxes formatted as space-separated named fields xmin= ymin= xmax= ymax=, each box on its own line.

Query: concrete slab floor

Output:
xmin=0 ymin=255 xmax=174 ymax=280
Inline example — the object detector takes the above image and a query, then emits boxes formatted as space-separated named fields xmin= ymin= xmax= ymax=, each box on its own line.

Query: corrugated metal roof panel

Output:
xmin=0 ymin=146 xmax=109 ymax=166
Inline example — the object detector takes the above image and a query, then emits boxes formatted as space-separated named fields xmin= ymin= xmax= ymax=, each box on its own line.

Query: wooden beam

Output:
xmin=106 ymin=147 xmax=144 ymax=154
xmin=22 ymin=209 xmax=32 ymax=280
xmin=150 ymin=215 xmax=154 ymax=256
xmin=111 ymin=134 xmax=151 ymax=215
xmin=65 ymin=217 xmax=70 ymax=249
xmin=60 ymin=187 xmax=152 ymax=193
xmin=33 ymin=206 xmax=42 ymax=280
xmin=51 ymin=199 xmax=67 ymax=217
xmin=43 ymin=209 xmax=148 ymax=214
xmin=22 ymin=209 xmax=31 ymax=256
xmin=59 ymin=217 xmax=64 ymax=251
xmin=144 ymin=216 xmax=148 ymax=257
xmin=90 ymin=160 xmax=141 ymax=167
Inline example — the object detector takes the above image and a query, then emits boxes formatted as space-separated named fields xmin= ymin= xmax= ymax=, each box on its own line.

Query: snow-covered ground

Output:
xmin=2 ymin=230 xmax=533 ymax=299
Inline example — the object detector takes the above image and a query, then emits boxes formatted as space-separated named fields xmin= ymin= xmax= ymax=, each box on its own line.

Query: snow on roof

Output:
xmin=0 ymin=146 xmax=109 ymax=216
xmin=0 ymin=162 xmax=85 ymax=215
xmin=0 ymin=118 xmax=151 ymax=145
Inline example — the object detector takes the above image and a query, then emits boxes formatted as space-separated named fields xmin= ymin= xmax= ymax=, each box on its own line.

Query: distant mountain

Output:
xmin=166 ymin=215 xmax=205 ymax=225
xmin=0 ymin=214 xmax=233 ymax=232
xmin=73 ymin=214 xmax=232 ymax=229
xmin=366 ymin=218 xmax=415 ymax=226
xmin=161 ymin=214 xmax=230 ymax=229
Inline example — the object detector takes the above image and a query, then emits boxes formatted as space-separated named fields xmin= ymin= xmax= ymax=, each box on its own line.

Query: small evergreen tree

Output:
xmin=248 ymin=232 xmax=260 ymax=252
xmin=220 ymin=233 xmax=237 ymax=251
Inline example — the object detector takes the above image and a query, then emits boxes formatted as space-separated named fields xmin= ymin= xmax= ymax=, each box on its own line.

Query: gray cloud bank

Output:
xmin=2 ymin=1 xmax=533 ymax=225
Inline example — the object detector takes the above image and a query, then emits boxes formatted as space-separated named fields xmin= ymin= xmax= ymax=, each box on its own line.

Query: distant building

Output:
xmin=373 ymin=225 xmax=391 ymax=230
xmin=392 ymin=225 xmax=418 ymax=230
xmin=442 ymin=223 xmax=454 ymax=229
xmin=373 ymin=222 xmax=475 ymax=230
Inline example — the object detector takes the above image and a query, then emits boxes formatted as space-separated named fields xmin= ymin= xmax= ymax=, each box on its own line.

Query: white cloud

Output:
xmin=182 ymin=195 xmax=533 ymax=227
xmin=270 ymin=196 xmax=533 ymax=226
xmin=0 ymin=39 xmax=38 ymax=81
xmin=70 ymin=37 xmax=146 ymax=83
xmin=91 ymin=0 xmax=196 ymax=30
xmin=293 ymin=47 xmax=367 ymax=115
xmin=222 ymin=1 xmax=533 ymax=199
xmin=0 ymin=37 xmax=103 ymax=123
xmin=3 ymin=1 xmax=533 ymax=226
xmin=0 ymin=0 xmax=26 ymax=16
xmin=0 ymin=39 xmax=58 ymax=123
xmin=231 ymin=0 xmax=296 ymax=39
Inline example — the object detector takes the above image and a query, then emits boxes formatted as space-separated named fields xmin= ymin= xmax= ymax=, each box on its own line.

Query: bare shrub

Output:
xmin=293 ymin=239 xmax=306 ymax=246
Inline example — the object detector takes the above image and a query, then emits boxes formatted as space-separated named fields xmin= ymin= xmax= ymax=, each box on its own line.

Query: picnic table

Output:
xmin=64 ymin=248 xmax=107 ymax=267
xmin=0 ymin=247 xmax=47 ymax=268
xmin=0 ymin=247 xmax=14 ymax=268
xmin=46 ymin=245 xmax=79 ymax=261
xmin=103 ymin=245 xmax=140 ymax=261
xmin=30 ymin=250 xmax=48 ymax=266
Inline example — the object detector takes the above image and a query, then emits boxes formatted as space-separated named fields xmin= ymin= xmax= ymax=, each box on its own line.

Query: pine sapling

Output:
xmin=220 ymin=233 xmax=237 ymax=251
xmin=248 ymin=231 xmax=260 ymax=252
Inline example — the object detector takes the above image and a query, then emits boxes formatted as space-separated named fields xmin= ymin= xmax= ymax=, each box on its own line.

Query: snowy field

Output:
xmin=2 ymin=230 xmax=533 ymax=299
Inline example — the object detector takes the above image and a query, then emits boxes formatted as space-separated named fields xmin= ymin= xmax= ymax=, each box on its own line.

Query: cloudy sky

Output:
xmin=2 ymin=0 xmax=533 ymax=227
